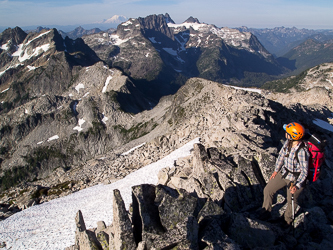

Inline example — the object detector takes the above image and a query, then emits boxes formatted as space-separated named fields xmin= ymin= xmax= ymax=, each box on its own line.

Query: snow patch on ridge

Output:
xmin=121 ymin=143 xmax=146 ymax=156
xmin=168 ymin=22 xmax=207 ymax=31
xmin=73 ymin=119 xmax=86 ymax=132
xmin=163 ymin=47 xmax=178 ymax=56
xmin=25 ymin=30 xmax=52 ymax=46
xmin=0 ymin=138 xmax=201 ymax=250
xmin=1 ymin=40 xmax=10 ymax=50
xmin=224 ymin=84 xmax=262 ymax=94
xmin=109 ymin=34 xmax=132 ymax=46
xmin=102 ymin=113 xmax=108 ymax=124
xmin=75 ymin=83 xmax=84 ymax=93
xmin=1 ymin=87 xmax=10 ymax=93
xmin=47 ymin=135 xmax=59 ymax=142
xmin=13 ymin=43 xmax=51 ymax=63
xmin=27 ymin=65 xmax=37 ymax=71
xmin=0 ymin=64 xmax=23 ymax=77
xmin=102 ymin=76 xmax=113 ymax=93
xmin=121 ymin=20 xmax=133 ymax=26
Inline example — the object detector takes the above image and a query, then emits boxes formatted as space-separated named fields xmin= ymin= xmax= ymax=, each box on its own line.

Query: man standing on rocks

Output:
xmin=259 ymin=122 xmax=309 ymax=226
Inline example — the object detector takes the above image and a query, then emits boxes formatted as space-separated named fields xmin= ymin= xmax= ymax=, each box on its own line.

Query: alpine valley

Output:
xmin=0 ymin=13 xmax=333 ymax=250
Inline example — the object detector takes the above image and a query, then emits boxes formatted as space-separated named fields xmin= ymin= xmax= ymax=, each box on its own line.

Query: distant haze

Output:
xmin=0 ymin=0 xmax=332 ymax=31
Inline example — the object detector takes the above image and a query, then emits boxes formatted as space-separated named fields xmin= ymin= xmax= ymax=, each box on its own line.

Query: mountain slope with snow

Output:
xmin=0 ymin=138 xmax=200 ymax=249
xmin=82 ymin=13 xmax=287 ymax=100
xmin=1 ymin=74 xmax=333 ymax=248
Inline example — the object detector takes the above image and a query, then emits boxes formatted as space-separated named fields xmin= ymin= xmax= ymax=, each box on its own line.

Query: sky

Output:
xmin=0 ymin=0 xmax=333 ymax=31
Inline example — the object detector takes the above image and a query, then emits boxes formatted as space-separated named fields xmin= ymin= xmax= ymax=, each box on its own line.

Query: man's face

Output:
xmin=285 ymin=132 xmax=292 ymax=140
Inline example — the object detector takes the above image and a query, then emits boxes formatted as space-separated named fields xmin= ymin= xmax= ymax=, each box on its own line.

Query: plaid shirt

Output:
xmin=274 ymin=140 xmax=309 ymax=189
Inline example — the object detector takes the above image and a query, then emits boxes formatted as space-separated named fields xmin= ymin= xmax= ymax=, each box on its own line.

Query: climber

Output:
xmin=258 ymin=122 xmax=309 ymax=226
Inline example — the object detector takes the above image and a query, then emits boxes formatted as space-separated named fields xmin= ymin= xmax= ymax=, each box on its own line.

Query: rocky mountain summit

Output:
xmin=66 ymin=140 xmax=333 ymax=249
xmin=1 ymin=76 xmax=332 ymax=229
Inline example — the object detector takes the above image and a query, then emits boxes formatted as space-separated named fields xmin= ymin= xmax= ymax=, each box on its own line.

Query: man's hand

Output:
xmin=290 ymin=185 xmax=297 ymax=194
xmin=270 ymin=171 xmax=278 ymax=180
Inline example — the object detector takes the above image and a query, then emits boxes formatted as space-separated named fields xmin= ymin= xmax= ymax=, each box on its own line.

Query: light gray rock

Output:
xmin=112 ymin=189 xmax=136 ymax=250
xmin=167 ymin=176 xmax=206 ymax=199
xmin=192 ymin=144 xmax=224 ymax=205
xmin=73 ymin=210 xmax=101 ymax=250
xmin=157 ymin=167 xmax=170 ymax=185
xmin=136 ymin=241 xmax=146 ymax=250
xmin=192 ymin=143 xmax=209 ymax=181
xmin=96 ymin=221 xmax=106 ymax=234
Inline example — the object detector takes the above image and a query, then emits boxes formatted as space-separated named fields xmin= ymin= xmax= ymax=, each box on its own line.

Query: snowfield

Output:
xmin=0 ymin=138 xmax=200 ymax=250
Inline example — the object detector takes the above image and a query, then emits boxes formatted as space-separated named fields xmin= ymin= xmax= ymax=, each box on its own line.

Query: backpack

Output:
xmin=296 ymin=132 xmax=326 ymax=182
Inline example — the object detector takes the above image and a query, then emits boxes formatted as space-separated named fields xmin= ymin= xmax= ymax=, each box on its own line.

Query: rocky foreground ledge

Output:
xmin=66 ymin=143 xmax=333 ymax=250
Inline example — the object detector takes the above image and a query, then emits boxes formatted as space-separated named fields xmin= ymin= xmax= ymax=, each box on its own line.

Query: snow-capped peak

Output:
xmin=98 ymin=15 xmax=128 ymax=24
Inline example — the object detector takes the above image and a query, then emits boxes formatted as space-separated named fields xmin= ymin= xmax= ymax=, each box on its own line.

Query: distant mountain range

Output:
xmin=236 ymin=26 xmax=333 ymax=57
xmin=277 ymin=38 xmax=333 ymax=74
xmin=2 ymin=13 xmax=333 ymax=102
xmin=0 ymin=15 xmax=128 ymax=33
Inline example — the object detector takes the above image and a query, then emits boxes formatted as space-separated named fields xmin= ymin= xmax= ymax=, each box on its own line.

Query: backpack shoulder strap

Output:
xmin=295 ymin=141 xmax=306 ymax=164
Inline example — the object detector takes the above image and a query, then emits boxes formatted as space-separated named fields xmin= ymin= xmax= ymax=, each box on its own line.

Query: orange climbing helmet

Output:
xmin=283 ymin=122 xmax=305 ymax=140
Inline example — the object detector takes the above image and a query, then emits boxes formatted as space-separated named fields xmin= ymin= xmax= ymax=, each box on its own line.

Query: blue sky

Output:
xmin=0 ymin=0 xmax=332 ymax=29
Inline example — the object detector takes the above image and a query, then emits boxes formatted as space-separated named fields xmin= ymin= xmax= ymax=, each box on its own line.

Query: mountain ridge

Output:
xmin=1 ymin=76 xmax=333 ymax=249
xmin=0 ymin=14 xmax=333 ymax=222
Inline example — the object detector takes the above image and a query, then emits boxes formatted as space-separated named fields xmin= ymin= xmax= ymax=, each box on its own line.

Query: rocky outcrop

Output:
xmin=2 ymin=76 xmax=332 ymax=222
xmin=138 ymin=14 xmax=175 ymax=41
xmin=67 ymin=143 xmax=333 ymax=249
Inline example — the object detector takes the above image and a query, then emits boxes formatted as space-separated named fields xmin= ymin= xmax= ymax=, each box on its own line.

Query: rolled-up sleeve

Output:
xmin=295 ymin=148 xmax=309 ymax=189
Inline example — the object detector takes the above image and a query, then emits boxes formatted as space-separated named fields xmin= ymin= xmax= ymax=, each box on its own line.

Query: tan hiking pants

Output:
xmin=262 ymin=172 xmax=303 ymax=224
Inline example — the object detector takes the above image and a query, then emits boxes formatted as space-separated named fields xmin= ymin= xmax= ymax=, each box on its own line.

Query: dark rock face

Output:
xmin=138 ymin=14 xmax=175 ymax=41
xmin=0 ymin=27 xmax=27 ymax=51
xmin=228 ymin=213 xmax=276 ymax=249
xmin=155 ymin=185 xmax=198 ymax=231
xmin=131 ymin=184 xmax=164 ymax=246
